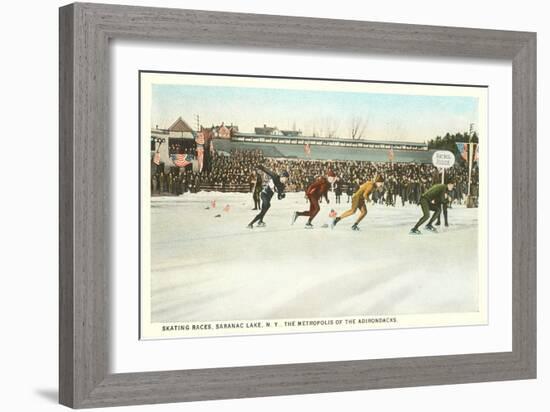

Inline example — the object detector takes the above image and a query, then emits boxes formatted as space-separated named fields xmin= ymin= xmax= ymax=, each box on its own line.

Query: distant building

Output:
xmin=213 ymin=122 xmax=239 ymax=139
xmin=167 ymin=117 xmax=194 ymax=138
xmin=151 ymin=117 xmax=196 ymax=170
xmin=254 ymin=124 xmax=282 ymax=136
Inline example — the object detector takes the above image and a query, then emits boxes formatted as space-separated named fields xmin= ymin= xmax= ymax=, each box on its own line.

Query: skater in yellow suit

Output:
xmin=332 ymin=175 xmax=384 ymax=231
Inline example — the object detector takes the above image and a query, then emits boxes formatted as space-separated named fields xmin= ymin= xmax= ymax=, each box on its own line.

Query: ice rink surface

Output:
xmin=149 ymin=192 xmax=480 ymax=323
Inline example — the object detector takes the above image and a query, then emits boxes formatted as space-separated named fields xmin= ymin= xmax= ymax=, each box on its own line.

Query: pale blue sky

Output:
xmin=151 ymin=82 xmax=480 ymax=143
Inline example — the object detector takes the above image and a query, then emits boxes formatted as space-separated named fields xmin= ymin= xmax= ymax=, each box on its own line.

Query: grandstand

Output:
xmin=214 ymin=132 xmax=435 ymax=163
xmin=151 ymin=117 xmax=437 ymax=168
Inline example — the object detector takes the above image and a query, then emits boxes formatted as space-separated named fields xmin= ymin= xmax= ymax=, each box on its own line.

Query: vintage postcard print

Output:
xmin=139 ymin=71 xmax=488 ymax=339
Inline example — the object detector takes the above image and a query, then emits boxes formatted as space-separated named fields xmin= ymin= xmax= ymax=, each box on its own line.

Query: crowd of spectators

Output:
xmin=262 ymin=153 xmax=478 ymax=206
xmin=151 ymin=148 xmax=479 ymax=206
xmin=168 ymin=144 xmax=195 ymax=155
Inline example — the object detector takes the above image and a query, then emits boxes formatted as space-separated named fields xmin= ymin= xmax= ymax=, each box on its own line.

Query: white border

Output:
xmin=110 ymin=40 xmax=511 ymax=373
xmin=139 ymin=72 xmax=488 ymax=339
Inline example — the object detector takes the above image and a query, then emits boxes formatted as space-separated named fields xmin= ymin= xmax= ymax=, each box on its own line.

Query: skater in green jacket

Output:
xmin=410 ymin=180 xmax=454 ymax=234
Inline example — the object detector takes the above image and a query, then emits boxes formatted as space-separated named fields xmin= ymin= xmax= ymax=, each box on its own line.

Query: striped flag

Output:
xmin=153 ymin=152 xmax=161 ymax=165
xmin=195 ymin=131 xmax=205 ymax=145
xmin=170 ymin=153 xmax=193 ymax=168
xmin=197 ymin=146 xmax=204 ymax=171
xmin=456 ymin=142 xmax=469 ymax=162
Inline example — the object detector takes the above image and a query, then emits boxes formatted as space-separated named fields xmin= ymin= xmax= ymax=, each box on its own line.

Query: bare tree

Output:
xmin=350 ymin=115 xmax=368 ymax=139
xmin=325 ymin=118 xmax=340 ymax=138
xmin=317 ymin=124 xmax=324 ymax=138
xmin=310 ymin=121 xmax=318 ymax=137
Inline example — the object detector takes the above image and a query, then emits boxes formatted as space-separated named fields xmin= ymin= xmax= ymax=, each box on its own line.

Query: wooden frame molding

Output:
xmin=59 ymin=2 xmax=536 ymax=408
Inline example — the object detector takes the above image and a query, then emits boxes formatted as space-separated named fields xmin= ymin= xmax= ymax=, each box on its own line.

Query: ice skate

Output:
xmin=305 ymin=222 xmax=314 ymax=229
xmin=425 ymin=224 xmax=437 ymax=232
xmin=351 ymin=223 xmax=360 ymax=231
xmin=257 ymin=222 xmax=266 ymax=228
xmin=291 ymin=211 xmax=299 ymax=225
xmin=331 ymin=216 xmax=341 ymax=229
xmin=409 ymin=228 xmax=422 ymax=235
xmin=246 ymin=223 xmax=253 ymax=229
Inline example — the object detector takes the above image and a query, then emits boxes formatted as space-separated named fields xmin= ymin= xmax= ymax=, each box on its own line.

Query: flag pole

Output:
xmin=467 ymin=143 xmax=473 ymax=196
xmin=466 ymin=123 xmax=474 ymax=207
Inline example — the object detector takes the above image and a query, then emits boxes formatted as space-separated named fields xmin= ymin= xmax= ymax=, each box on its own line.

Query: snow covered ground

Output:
xmin=149 ymin=192 xmax=479 ymax=323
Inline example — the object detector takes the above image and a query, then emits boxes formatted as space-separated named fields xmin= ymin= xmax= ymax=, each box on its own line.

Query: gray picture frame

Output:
xmin=59 ymin=2 xmax=537 ymax=408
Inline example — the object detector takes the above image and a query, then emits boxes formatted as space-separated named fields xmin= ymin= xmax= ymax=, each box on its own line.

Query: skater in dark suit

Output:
xmin=334 ymin=179 xmax=342 ymax=204
xmin=251 ymin=171 xmax=262 ymax=210
xmin=410 ymin=180 xmax=454 ymax=234
xmin=247 ymin=165 xmax=289 ymax=228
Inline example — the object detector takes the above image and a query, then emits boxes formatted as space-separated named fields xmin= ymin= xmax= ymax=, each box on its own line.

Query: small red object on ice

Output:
xmin=211 ymin=200 xmax=216 ymax=208
xmin=223 ymin=204 xmax=230 ymax=212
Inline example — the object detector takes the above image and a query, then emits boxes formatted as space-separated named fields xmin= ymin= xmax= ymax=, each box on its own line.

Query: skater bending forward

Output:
xmin=292 ymin=170 xmax=336 ymax=228
xmin=410 ymin=180 xmax=454 ymax=234
xmin=332 ymin=175 xmax=384 ymax=231
xmin=247 ymin=165 xmax=289 ymax=228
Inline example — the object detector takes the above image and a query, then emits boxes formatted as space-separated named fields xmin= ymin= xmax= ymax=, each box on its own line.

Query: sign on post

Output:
xmin=432 ymin=150 xmax=455 ymax=183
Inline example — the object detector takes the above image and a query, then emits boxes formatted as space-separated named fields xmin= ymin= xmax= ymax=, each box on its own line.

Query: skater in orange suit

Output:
xmin=291 ymin=170 xmax=336 ymax=229
xmin=332 ymin=175 xmax=384 ymax=231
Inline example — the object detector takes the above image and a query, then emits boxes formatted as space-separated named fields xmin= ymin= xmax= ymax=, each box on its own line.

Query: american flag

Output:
xmin=170 ymin=153 xmax=193 ymax=168
xmin=304 ymin=143 xmax=311 ymax=156
xmin=153 ymin=152 xmax=161 ymax=165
